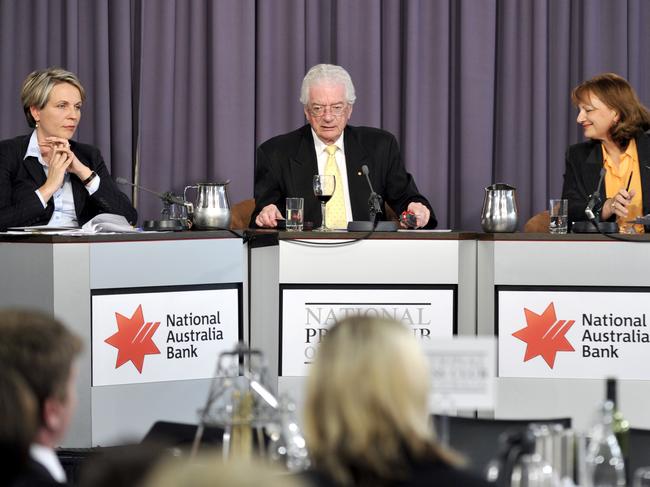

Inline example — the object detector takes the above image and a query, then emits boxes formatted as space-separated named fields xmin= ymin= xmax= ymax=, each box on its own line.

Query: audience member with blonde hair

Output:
xmin=303 ymin=316 xmax=490 ymax=487
xmin=143 ymin=453 xmax=307 ymax=487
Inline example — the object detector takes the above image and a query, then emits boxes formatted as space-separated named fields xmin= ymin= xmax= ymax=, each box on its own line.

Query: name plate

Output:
xmin=422 ymin=337 xmax=496 ymax=411
xmin=498 ymin=287 xmax=650 ymax=379
xmin=92 ymin=284 xmax=241 ymax=386
xmin=280 ymin=285 xmax=456 ymax=376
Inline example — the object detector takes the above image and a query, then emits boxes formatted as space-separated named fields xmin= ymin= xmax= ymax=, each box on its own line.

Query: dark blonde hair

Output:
xmin=572 ymin=73 xmax=650 ymax=149
xmin=304 ymin=316 xmax=459 ymax=485
xmin=21 ymin=67 xmax=86 ymax=128
xmin=0 ymin=309 xmax=82 ymax=426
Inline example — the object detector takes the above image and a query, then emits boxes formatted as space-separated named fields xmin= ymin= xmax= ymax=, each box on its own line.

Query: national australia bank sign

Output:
xmin=92 ymin=284 xmax=241 ymax=386
xmin=280 ymin=286 xmax=455 ymax=376
xmin=498 ymin=287 xmax=650 ymax=380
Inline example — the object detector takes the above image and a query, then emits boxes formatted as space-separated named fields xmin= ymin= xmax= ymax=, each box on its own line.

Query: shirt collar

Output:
xmin=602 ymin=139 xmax=638 ymax=178
xmin=30 ymin=443 xmax=67 ymax=483
xmin=311 ymin=128 xmax=345 ymax=155
xmin=623 ymin=138 xmax=638 ymax=161
xmin=24 ymin=130 xmax=46 ymax=166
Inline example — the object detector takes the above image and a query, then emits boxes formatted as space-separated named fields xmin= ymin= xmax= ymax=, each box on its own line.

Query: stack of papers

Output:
xmin=6 ymin=214 xmax=139 ymax=235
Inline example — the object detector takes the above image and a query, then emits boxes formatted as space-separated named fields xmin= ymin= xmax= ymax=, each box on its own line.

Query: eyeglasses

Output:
xmin=307 ymin=103 xmax=348 ymax=118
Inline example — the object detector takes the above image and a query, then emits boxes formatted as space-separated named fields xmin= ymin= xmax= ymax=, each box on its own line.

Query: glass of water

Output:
xmin=285 ymin=197 xmax=304 ymax=231
xmin=549 ymin=198 xmax=568 ymax=234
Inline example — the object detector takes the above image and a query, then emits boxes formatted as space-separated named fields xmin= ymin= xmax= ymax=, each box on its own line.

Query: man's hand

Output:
xmin=255 ymin=204 xmax=283 ymax=228
xmin=401 ymin=202 xmax=430 ymax=229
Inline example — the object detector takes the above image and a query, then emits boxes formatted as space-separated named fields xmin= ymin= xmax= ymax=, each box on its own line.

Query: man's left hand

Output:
xmin=402 ymin=202 xmax=430 ymax=229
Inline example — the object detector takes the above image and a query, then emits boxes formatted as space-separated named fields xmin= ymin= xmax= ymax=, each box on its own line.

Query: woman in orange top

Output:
xmin=562 ymin=73 xmax=650 ymax=232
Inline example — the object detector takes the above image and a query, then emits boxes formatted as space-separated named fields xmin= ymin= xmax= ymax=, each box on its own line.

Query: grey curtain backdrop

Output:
xmin=1 ymin=0 xmax=649 ymax=229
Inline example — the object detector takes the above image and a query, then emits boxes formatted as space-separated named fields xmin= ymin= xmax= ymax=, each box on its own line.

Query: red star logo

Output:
xmin=512 ymin=302 xmax=575 ymax=368
xmin=104 ymin=305 xmax=161 ymax=373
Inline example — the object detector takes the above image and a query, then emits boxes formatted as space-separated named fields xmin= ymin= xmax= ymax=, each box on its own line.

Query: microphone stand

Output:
xmin=346 ymin=165 xmax=397 ymax=232
xmin=115 ymin=177 xmax=191 ymax=231
xmin=572 ymin=168 xmax=618 ymax=234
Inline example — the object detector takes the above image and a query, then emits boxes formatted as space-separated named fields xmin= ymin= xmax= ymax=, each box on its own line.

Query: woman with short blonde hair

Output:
xmin=0 ymin=67 xmax=136 ymax=230
xmin=303 ymin=316 xmax=489 ymax=487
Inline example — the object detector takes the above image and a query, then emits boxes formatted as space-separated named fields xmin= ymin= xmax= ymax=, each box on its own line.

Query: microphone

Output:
xmin=584 ymin=168 xmax=606 ymax=221
xmin=346 ymin=166 xmax=397 ymax=232
xmin=573 ymin=167 xmax=618 ymax=234
xmin=115 ymin=177 xmax=186 ymax=206
xmin=361 ymin=165 xmax=383 ymax=222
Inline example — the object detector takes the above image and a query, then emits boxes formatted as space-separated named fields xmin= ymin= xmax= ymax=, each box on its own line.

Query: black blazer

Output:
xmin=10 ymin=458 xmax=67 ymax=487
xmin=0 ymin=134 xmax=137 ymax=230
xmin=251 ymin=124 xmax=437 ymax=228
xmin=561 ymin=131 xmax=650 ymax=226
xmin=303 ymin=459 xmax=491 ymax=487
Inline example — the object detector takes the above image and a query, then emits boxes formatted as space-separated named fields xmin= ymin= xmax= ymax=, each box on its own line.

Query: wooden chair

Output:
xmin=384 ymin=203 xmax=399 ymax=222
xmin=524 ymin=210 xmax=550 ymax=233
xmin=230 ymin=198 xmax=255 ymax=229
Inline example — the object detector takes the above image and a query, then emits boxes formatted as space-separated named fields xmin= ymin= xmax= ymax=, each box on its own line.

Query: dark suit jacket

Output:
xmin=561 ymin=131 xmax=650 ymax=226
xmin=251 ymin=124 xmax=437 ymax=228
xmin=0 ymin=134 xmax=137 ymax=231
xmin=10 ymin=458 xmax=67 ymax=487
xmin=303 ymin=459 xmax=491 ymax=487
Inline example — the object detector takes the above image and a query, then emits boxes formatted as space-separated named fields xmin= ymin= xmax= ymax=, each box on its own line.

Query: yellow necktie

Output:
xmin=324 ymin=145 xmax=347 ymax=228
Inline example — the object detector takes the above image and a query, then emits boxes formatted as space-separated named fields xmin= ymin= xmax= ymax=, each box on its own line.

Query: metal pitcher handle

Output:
xmin=183 ymin=185 xmax=199 ymax=202
xmin=183 ymin=185 xmax=198 ymax=217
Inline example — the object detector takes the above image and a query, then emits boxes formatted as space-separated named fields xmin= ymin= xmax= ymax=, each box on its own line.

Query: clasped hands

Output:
xmin=255 ymin=201 xmax=430 ymax=228
xmin=38 ymin=137 xmax=93 ymax=201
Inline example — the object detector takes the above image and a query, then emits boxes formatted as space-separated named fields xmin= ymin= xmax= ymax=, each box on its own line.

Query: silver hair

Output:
xmin=299 ymin=64 xmax=356 ymax=106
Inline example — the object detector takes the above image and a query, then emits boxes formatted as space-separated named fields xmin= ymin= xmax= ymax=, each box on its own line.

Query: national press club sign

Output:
xmin=91 ymin=284 xmax=241 ymax=386
xmin=280 ymin=285 xmax=456 ymax=376
xmin=498 ymin=287 xmax=650 ymax=380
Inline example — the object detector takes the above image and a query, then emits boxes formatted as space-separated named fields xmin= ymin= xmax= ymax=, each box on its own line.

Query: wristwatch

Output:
xmin=82 ymin=171 xmax=97 ymax=185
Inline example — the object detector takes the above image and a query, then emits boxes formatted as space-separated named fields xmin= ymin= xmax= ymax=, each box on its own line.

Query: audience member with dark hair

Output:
xmin=302 ymin=316 xmax=490 ymax=487
xmin=0 ymin=309 xmax=82 ymax=486
xmin=0 ymin=367 xmax=38 ymax=485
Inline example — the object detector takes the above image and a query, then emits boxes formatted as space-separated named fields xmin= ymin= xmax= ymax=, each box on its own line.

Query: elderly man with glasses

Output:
xmin=251 ymin=64 xmax=436 ymax=230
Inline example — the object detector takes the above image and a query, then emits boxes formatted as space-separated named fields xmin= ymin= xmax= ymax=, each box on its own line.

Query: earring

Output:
xmin=35 ymin=121 xmax=39 ymax=128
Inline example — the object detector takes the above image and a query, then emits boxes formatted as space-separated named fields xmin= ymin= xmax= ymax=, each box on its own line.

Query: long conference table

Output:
xmin=1 ymin=229 xmax=650 ymax=446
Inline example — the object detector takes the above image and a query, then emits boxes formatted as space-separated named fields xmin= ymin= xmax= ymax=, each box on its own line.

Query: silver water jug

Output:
xmin=481 ymin=183 xmax=518 ymax=232
xmin=184 ymin=182 xmax=231 ymax=229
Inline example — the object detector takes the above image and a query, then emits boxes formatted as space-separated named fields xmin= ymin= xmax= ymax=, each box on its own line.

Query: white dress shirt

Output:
xmin=30 ymin=443 xmax=67 ymax=483
xmin=25 ymin=131 xmax=100 ymax=227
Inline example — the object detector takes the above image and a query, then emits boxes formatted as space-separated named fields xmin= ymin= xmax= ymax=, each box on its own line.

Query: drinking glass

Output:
xmin=634 ymin=467 xmax=650 ymax=487
xmin=313 ymin=175 xmax=336 ymax=231
xmin=285 ymin=197 xmax=304 ymax=231
xmin=549 ymin=198 xmax=568 ymax=234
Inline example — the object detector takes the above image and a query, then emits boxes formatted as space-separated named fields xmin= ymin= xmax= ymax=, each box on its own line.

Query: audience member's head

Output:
xmin=304 ymin=316 xmax=458 ymax=485
xmin=0 ymin=309 xmax=82 ymax=447
xmin=0 ymin=367 xmax=38 ymax=482
xmin=143 ymin=453 xmax=307 ymax=487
